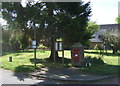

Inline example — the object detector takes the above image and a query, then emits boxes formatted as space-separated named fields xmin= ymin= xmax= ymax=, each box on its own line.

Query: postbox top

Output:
xmin=71 ymin=42 xmax=84 ymax=48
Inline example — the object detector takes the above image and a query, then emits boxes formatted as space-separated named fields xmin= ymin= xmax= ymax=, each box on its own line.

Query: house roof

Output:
xmin=100 ymin=24 xmax=120 ymax=29
xmin=71 ymin=42 xmax=84 ymax=48
xmin=90 ymin=24 xmax=120 ymax=43
xmin=89 ymin=38 xmax=102 ymax=43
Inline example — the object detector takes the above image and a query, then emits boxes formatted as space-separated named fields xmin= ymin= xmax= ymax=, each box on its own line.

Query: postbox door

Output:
xmin=73 ymin=49 xmax=79 ymax=62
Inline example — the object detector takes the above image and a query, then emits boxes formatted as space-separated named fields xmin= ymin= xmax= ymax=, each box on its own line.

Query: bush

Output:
xmin=85 ymin=56 xmax=105 ymax=65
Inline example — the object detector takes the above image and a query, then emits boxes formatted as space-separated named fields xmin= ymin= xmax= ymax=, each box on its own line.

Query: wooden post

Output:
xmin=62 ymin=41 xmax=64 ymax=64
xmin=62 ymin=50 xmax=64 ymax=64
xmin=9 ymin=56 xmax=12 ymax=62
xmin=54 ymin=39 xmax=56 ymax=63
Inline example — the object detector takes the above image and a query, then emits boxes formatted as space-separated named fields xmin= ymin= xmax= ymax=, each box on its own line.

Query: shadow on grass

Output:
xmin=13 ymin=65 xmax=36 ymax=81
xmin=12 ymin=56 xmax=119 ymax=82
xmin=85 ymin=51 xmax=120 ymax=57
xmin=81 ymin=56 xmax=119 ymax=75
xmin=29 ymin=57 xmax=72 ymax=68
xmin=12 ymin=58 xmax=71 ymax=82
xmin=14 ymin=65 xmax=36 ymax=72
xmin=2 ymin=50 xmax=33 ymax=56
xmin=80 ymin=64 xmax=119 ymax=75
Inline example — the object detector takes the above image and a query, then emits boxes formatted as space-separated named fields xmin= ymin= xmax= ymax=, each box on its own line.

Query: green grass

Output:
xmin=80 ymin=64 xmax=118 ymax=75
xmin=0 ymin=50 xmax=119 ymax=75
xmin=84 ymin=50 xmax=119 ymax=65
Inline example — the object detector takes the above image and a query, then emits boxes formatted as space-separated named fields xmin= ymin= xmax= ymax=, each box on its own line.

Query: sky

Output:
xmin=0 ymin=0 xmax=120 ymax=25
xmin=83 ymin=0 xmax=119 ymax=24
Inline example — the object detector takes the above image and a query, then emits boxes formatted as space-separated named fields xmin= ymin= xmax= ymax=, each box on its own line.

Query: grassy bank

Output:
xmin=0 ymin=50 xmax=119 ymax=75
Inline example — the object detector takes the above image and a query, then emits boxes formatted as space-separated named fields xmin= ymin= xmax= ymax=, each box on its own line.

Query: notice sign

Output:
xmin=55 ymin=41 xmax=62 ymax=51
xmin=32 ymin=40 xmax=36 ymax=48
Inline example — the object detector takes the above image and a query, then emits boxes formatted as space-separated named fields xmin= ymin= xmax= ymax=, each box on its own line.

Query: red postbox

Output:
xmin=73 ymin=49 xmax=79 ymax=62
xmin=71 ymin=43 xmax=84 ymax=67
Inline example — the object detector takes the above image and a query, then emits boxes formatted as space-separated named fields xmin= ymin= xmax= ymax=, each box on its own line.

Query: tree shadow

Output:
xmin=29 ymin=57 xmax=72 ymax=68
xmin=85 ymin=51 xmax=120 ymax=57
xmin=11 ymin=57 xmax=71 ymax=82
xmin=2 ymin=50 xmax=33 ymax=56
xmin=11 ymin=55 xmax=119 ymax=84
xmin=13 ymin=65 xmax=36 ymax=81
xmin=82 ymin=56 xmax=119 ymax=75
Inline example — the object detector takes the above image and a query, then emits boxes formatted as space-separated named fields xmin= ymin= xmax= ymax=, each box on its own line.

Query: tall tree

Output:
xmin=116 ymin=15 xmax=120 ymax=24
xmin=99 ymin=29 xmax=120 ymax=54
xmin=1 ymin=2 xmax=91 ymax=61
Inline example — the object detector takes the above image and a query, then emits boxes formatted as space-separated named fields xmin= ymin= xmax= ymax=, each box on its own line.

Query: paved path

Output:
xmin=30 ymin=67 xmax=118 ymax=81
xmin=0 ymin=68 xmax=119 ymax=85
xmin=0 ymin=68 xmax=63 ymax=85
xmin=0 ymin=68 xmax=42 ymax=85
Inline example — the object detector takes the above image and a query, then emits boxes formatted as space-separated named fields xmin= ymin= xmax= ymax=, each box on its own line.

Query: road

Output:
xmin=0 ymin=68 xmax=119 ymax=85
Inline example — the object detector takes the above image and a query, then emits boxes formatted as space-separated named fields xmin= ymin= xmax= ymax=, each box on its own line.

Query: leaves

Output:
xmin=2 ymin=2 xmax=92 ymax=48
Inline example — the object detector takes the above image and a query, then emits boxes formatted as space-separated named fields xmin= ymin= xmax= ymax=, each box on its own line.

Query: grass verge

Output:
xmin=0 ymin=50 xmax=119 ymax=75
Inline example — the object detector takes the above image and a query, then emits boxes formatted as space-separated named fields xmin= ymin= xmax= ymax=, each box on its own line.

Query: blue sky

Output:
xmin=83 ymin=0 xmax=119 ymax=24
xmin=0 ymin=0 xmax=119 ymax=25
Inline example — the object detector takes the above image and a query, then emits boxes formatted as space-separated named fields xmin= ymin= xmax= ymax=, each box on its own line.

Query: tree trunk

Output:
xmin=113 ymin=49 xmax=117 ymax=54
xmin=49 ymin=38 xmax=59 ymax=61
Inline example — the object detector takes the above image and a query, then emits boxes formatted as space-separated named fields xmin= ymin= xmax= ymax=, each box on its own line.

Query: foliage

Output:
xmin=116 ymin=15 xmax=120 ymax=24
xmin=1 ymin=2 xmax=92 ymax=60
xmin=86 ymin=21 xmax=99 ymax=34
xmin=2 ymin=26 xmax=24 ymax=52
xmin=1 ymin=2 xmax=92 ymax=45
xmin=94 ymin=44 xmax=104 ymax=56
xmin=85 ymin=56 xmax=104 ymax=65
xmin=99 ymin=29 xmax=120 ymax=54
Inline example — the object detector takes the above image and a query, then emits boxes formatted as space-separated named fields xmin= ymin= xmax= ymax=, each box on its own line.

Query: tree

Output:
xmin=1 ymin=26 xmax=23 ymax=52
xmin=116 ymin=15 xmax=120 ymax=24
xmin=86 ymin=21 xmax=100 ymax=47
xmin=86 ymin=21 xmax=99 ymax=34
xmin=100 ymin=29 xmax=120 ymax=54
xmin=1 ymin=2 xmax=91 ymax=61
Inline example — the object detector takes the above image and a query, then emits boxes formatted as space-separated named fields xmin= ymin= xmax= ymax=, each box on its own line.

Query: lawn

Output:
xmin=0 ymin=50 xmax=119 ymax=75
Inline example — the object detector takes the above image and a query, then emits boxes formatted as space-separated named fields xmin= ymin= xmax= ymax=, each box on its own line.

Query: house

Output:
xmin=89 ymin=24 xmax=120 ymax=49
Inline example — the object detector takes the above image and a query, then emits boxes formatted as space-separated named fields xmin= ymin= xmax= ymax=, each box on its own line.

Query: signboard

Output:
xmin=32 ymin=40 xmax=36 ymax=45
xmin=55 ymin=41 xmax=62 ymax=51
xmin=32 ymin=40 xmax=36 ymax=49
xmin=55 ymin=42 xmax=58 ymax=51
xmin=32 ymin=45 xmax=37 ymax=48
xmin=59 ymin=42 xmax=62 ymax=50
